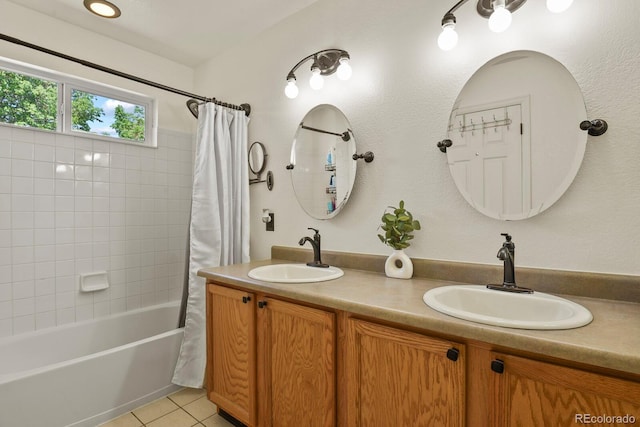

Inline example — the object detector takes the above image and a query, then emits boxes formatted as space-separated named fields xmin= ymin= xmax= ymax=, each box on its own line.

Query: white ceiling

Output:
xmin=7 ymin=0 xmax=320 ymax=67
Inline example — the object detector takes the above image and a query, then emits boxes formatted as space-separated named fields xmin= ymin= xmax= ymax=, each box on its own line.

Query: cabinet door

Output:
xmin=346 ymin=319 xmax=465 ymax=426
xmin=207 ymin=284 xmax=256 ymax=426
xmin=258 ymin=297 xmax=335 ymax=427
xmin=490 ymin=352 xmax=640 ymax=426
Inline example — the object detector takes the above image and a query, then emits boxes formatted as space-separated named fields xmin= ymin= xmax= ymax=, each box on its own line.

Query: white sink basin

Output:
xmin=248 ymin=264 xmax=344 ymax=283
xmin=423 ymin=285 xmax=592 ymax=330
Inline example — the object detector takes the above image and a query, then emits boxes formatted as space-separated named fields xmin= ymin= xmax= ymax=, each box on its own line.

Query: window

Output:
xmin=0 ymin=57 xmax=157 ymax=147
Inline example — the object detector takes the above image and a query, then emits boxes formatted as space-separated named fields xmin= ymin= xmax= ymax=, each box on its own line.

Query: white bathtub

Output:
xmin=0 ymin=302 xmax=184 ymax=427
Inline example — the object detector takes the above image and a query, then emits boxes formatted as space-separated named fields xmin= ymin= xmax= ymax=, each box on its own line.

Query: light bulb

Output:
xmin=309 ymin=67 xmax=324 ymax=90
xmin=284 ymin=78 xmax=298 ymax=99
xmin=488 ymin=5 xmax=512 ymax=33
xmin=336 ymin=57 xmax=352 ymax=80
xmin=546 ymin=0 xmax=573 ymax=13
xmin=438 ymin=22 xmax=458 ymax=51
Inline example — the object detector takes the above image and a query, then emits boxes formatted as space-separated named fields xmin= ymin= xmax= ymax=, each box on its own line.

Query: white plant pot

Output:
xmin=384 ymin=249 xmax=413 ymax=279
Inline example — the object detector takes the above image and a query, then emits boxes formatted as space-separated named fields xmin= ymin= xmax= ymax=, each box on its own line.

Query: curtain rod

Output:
xmin=0 ymin=33 xmax=250 ymax=116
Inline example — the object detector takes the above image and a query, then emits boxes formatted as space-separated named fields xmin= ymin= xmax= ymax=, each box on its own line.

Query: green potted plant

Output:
xmin=377 ymin=200 xmax=421 ymax=279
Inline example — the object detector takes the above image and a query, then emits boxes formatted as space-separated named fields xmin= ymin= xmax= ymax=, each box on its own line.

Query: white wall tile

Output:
xmin=12 ymin=212 xmax=33 ymax=229
xmin=34 ymin=145 xmax=55 ymax=162
xmin=34 ymin=245 xmax=55 ymax=263
xmin=56 ymin=179 xmax=74 ymax=196
xmin=0 ymin=158 xmax=10 ymax=176
xmin=34 ymin=178 xmax=55 ymax=195
xmin=55 ymin=147 xmax=75 ymax=164
xmin=11 ymin=159 xmax=33 ymax=177
xmin=0 ymin=176 xmax=10 ymax=193
xmin=0 ymin=300 xmax=11 ymax=319
xmin=11 ymin=141 xmax=35 ymax=160
xmin=35 ymin=278 xmax=55 ymax=296
xmin=3 ymin=129 xmax=192 ymax=336
xmin=34 ymin=162 xmax=54 ymax=179
xmin=12 ymin=177 xmax=33 ymax=194
xmin=55 ymin=164 xmax=74 ymax=180
xmin=13 ymin=314 xmax=35 ymax=334
xmin=35 ymin=310 xmax=56 ymax=330
xmin=0 ymin=318 xmax=12 ymax=337
xmin=0 ymin=140 xmax=10 ymax=158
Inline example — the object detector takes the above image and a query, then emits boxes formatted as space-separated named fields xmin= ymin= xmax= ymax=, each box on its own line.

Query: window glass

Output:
xmin=1 ymin=57 xmax=156 ymax=147
xmin=70 ymin=89 xmax=146 ymax=142
xmin=0 ymin=68 xmax=58 ymax=130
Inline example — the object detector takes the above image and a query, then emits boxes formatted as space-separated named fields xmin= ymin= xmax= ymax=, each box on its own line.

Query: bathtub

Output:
xmin=0 ymin=302 xmax=184 ymax=427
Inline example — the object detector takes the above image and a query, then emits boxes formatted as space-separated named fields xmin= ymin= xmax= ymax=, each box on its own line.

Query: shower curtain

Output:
xmin=172 ymin=103 xmax=250 ymax=388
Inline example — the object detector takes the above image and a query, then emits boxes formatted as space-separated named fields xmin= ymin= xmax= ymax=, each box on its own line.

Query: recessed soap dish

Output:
xmin=80 ymin=271 xmax=109 ymax=292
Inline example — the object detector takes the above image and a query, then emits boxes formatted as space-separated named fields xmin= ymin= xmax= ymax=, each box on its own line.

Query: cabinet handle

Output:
xmin=242 ymin=296 xmax=251 ymax=304
xmin=446 ymin=348 xmax=460 ymax=362
xmin=258 ymin=300 xmax=268 ymax=309
xmin=491 ymin=359 xmax=505 ymax=374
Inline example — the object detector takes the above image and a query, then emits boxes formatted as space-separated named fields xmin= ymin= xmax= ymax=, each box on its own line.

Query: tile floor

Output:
xmin=100 ymin=388 xmax=234 ymax=427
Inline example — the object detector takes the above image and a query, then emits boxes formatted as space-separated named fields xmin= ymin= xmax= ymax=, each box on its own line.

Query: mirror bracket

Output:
xmin=352 ymin=151 xmax=375 ymax=163
xmin=437 ymin=139 xmax=453 ymax=153
xmin=580 ymin=119 xmax=608 ymax=137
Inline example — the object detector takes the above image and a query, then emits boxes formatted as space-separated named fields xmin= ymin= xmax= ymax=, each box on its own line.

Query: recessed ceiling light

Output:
xmin=83 ymin=0 xmax=121 ymax=18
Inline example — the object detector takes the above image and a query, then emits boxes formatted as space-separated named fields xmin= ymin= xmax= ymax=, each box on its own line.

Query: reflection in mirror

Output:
xmin=249 ymin=141 xmax=266 ymax=176
xmin=289 ymin=104 xmax=357 ymax=219
xmin=445 ymin=50 xmax=587 ymax=220
xmin=249 ymin=141 xmax=273 ymax=190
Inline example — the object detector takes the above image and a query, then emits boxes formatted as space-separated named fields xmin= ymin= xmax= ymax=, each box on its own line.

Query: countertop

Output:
xmin=199 ymin=258 xmax=640 ymax=377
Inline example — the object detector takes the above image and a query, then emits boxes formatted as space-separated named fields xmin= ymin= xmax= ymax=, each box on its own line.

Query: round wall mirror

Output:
xmin=289 ymin=104 xmax=357 ymax=219
xmin=445 ymin=50 xmax=588 ymax=220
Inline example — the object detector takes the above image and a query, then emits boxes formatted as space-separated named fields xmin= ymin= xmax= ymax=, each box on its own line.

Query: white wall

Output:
xmin=195 ymin=0 xmax=640 ymax=276
xmin=0 ymin=1 xmax=196 ymax=336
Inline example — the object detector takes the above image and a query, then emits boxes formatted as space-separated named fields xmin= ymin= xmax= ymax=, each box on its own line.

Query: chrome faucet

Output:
xmin=299 ymin=227 xmax=329 ymax=268
xmin=487 ymin=233 xmax=533 ymax=294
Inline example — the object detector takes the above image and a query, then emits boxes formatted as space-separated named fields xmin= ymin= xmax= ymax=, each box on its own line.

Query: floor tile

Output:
xmin=201 ymin=414 xmax=235 ymax=427
xmin=132 ymin=397 xmax=179 ymax=424
xmin=99 ymin=412 xmax=143 ymax=427
xmin=183 ymin=396 xmax=217 ymax=421
xmin=169 ymin=387 xmax=207 ymax=407
xmin=146 ymin=408 xmax=199 ymax=427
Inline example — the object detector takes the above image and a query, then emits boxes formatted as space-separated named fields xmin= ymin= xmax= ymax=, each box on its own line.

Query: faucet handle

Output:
xmin=307 ymin=227 xmax=319 ymax=235
xmin=501 ymin=233 xmax=512 ymax=241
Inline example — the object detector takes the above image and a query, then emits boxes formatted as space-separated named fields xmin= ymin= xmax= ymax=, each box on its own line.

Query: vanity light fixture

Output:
xmin=438 ymin=0 xmax=573 ymax=51
xmin=284 ymin=49 xmax=351 ymax=99
xmin=83 ymin=0 xmax=121 ymax=18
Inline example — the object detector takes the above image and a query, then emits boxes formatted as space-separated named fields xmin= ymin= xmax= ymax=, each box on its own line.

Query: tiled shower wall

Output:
xmin=0 ymin=125 xmax=193 ymax=337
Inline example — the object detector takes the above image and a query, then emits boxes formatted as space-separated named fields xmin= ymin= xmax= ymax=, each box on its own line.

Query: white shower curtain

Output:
xmin=172 ymin=103 xmax=250 ymax=388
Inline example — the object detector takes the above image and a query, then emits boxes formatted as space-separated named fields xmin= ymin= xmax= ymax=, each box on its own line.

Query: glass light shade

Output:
xmin=336 ymin=58 xmax=352 ymax=80
xmin=309 ymin=68 xmax=324 ymax=90
xmin=546 ymin=0 xmax=573 ymax=13
xmin=284 ymin=79 xmax=299 ymax=99
xmin=438 ymin=23 xmax=459 ymax=51
xmin=84 ymin=0 xmax=121 ymax=18
xmin=488 ymin=6 xmax=512 ymax=32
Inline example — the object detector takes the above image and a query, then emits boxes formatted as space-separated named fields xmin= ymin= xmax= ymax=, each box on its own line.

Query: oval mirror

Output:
xmin=289 ymin=104 xmax=357 ymax=219
xmin=445 ymin=50 xmax=587 ymax=220
xmin=248 ymin=141 xmax=266 ymax=176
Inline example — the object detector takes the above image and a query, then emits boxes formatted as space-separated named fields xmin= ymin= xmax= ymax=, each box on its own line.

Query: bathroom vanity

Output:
xmin=200 ymin=248 xmax=640 ymax=426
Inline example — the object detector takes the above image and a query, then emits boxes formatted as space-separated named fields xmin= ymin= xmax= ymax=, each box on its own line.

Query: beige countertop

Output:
xmin=199 ymin=258 xmax=640 ymax=377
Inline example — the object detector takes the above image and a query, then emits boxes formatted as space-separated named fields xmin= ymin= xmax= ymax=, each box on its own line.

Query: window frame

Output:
xmin=0 ymin=56 xmax=157 ymax=148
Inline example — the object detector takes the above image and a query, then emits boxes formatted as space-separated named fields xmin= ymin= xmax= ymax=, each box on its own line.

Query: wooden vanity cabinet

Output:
xmin=487 ymin=352 xmax=640 ymax=426
xmin=345 ymin=318 xmax=466 ymax=426
xmin=206 ymin=282 xmax=336 ymax=427
xmin=207 ymin=280 xmax=640 ymax=427
xmin=207 ymin=284 xmax=257 ymax=426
